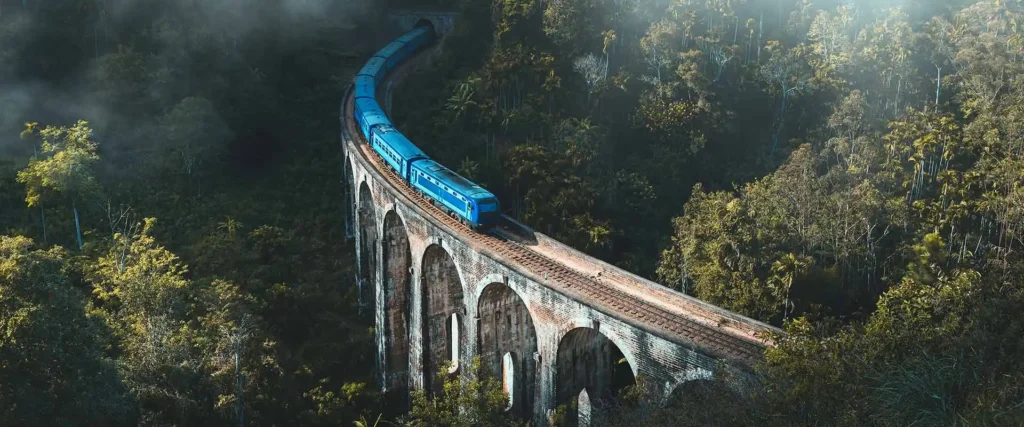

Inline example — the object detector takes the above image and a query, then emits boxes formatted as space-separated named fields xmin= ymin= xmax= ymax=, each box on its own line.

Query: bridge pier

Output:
xmin=407 ymin=239 xmax=426 ymax=394
xmin=537 ymin=329 xmax=559 ymax=425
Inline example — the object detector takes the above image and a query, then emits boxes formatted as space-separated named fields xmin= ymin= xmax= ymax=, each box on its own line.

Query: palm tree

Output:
xmin=770 ymin=253 xmax=810 ymax=321
xmin=218 ymin=216 xmax=244 ymax=237
xmin=446 ymin=80 xmax=478 ymax=129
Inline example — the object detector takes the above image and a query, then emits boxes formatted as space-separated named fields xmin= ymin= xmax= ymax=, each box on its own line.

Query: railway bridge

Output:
xmin=341 ymin=12 xmax=778 ymax=426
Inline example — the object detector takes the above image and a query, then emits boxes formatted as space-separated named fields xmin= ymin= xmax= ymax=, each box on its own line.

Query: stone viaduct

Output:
xmin=339 ymin=12 xmax=779 ymax=426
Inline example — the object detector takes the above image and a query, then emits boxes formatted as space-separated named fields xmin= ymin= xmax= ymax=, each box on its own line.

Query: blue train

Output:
xmin=352 ymin=23 xmax=501 ymax=231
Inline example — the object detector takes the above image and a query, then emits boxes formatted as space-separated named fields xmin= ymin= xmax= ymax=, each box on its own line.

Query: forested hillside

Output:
xmin=394 ymin=0 xmax=1024 ymax=424
xmin=2 ymin=0 xmax=1024 ymax=425
xmin=1 ymin=0 xmax=388 ymax=424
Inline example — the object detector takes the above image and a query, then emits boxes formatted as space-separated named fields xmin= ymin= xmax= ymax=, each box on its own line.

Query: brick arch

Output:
xmin=553 ymin=318 xmax=639 ymax=379
xmin=357 ymin=182 xmax=377 ymax=322
xmin=555 ymin=325 xmax=637 ymax=425
xmin=476 ymin=280 xmax=538 ymax=419
xmin=664 ymin=376 xmax=717 ymax=409
xmin=382 ymin=209 xmax=412 ymax=403
xmin=420 ymin=243 xmax=465 ymax=397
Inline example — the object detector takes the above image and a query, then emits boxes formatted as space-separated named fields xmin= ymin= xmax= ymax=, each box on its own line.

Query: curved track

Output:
xmin=341 ymin=42 xmax=776 ymax=367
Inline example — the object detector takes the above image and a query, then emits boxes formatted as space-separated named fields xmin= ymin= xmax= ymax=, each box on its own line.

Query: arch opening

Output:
xmin=357 ymin=183 xmax=377 ymax=322
xmin=578 ymin=388 xmax=592 ymax=427
xmin=477 ymin=282 xmax=538 ymax=418
xmin=448 ymin=313 xmax=460 ymax=374
xmin=420 ymin=244 xmax=464 ymax=397
xmin=382 ymin=210 xmax=412 ymax=402
xmin=556 ymin=327 xmax=636 ymax=426
xmin=502 ymin=352 xmax=515 ymax=412
xmin=345 ymin=159 xmax=355 ymax=239
xmin=665 ymin=378 xmax=717 ymax=409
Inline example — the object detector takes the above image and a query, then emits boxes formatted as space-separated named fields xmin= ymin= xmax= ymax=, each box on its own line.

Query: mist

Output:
xmin=0 ymin=0 xmax=374 ymax=165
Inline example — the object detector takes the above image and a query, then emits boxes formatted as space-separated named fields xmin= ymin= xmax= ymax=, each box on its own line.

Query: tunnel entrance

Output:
xmin=414 ymin=18 xmax=435 ymax=33
xmin=477 ymin=282 xmax=538 ymax=418
xmin=382 ymin=210 xmax=412 ymax=403
xmin=420 ymin=244 xmax=464 ymax=397
xmin=357 ymin=183 xmax=377 ymax=322
xmin=556 ymin=327 xmax=636 ymax=426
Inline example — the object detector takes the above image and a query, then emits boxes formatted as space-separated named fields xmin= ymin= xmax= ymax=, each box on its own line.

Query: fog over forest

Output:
xmin=0 ymin=0 xmax=370 ymax=154
xmin=2 ymin=0 xmax=1024 ymax=425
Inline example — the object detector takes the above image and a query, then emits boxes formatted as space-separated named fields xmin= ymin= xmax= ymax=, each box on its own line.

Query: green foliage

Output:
xmin=401 ymin=358 xmax=523 ymax=427
xmin=0 ymin=235 xmax=134 ymax=425
xmin=17 ymin=120 xmax=100 ymax=208
xmin=5 ymin=0 xmax=1024 ymax=424
xmin=1 ymin=1 xmax=375 ymax=424
xmin=158 ymin=97 xmax=233 ymax=187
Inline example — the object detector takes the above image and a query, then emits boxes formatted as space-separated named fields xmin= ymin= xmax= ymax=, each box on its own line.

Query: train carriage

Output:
xmin=354 ymin=75 xmax=377 ymax=101
xmin=396 ymin=26 xmax=432 ymax=55
xmin=369 ymin=125 xmax=427 ymax=180
xmin=354 ymin=98 xmax=389 ymax=139
xmin=410 ymin=160 xmax=501 ymax=230
xmin=357 ymin=57 xmax=387 ymax=85
xmin=350 ymin=24 xmax=501 ymax=230
xmin=374 ymin=41 xmax=410 ymax=74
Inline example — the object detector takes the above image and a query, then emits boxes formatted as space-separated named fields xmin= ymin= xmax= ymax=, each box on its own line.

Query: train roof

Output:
xmin=356 ymin=99 xmax=389 ymax=129
xmin=396 ymin=26 xmax=430 ymax=44
xmin=356 ymin=97 xmax=385 ymax=115
xmin=373 ymin=41 xmax=406 ymax=60
xmin=358 ymin=57 xmax=385 ymax=78
xmin=374 ymin=126 xmax=428 ymax=160
xmin=413 ymin=159 xmax=496 ymax=199
xmin=354 ymin=76 xmax=376 ymax=100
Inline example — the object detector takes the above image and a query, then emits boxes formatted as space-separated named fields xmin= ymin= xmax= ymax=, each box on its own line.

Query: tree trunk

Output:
xmin=895 ymin=76 xmax=902 ymax=114
xmin=734 ymin=17 xmax=739 ymax=44
xmin=40 ymin=206 xmax=47 ymax=243
xmin=758 ymin=11 xmax=764 ymax=61
xmin=73 ymin=200 xmax=83 ymax=249
xmin=772 ymin=88 xmax=788 ymax=156
xmin=236 ymin=350 xmax=244 ymax=427
xmin=935 ymin=66 xmax=942 ymax=107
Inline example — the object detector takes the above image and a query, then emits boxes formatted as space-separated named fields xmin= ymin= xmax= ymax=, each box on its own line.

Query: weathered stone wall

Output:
xmin=421 ymin=243 xmax=465 ymax=396
xmin=382 ymin=211 xmax=412 ymax=401
xmin=478 ymin=282 xmax=538 ymax=418
xmin=350 ymin=150 xmax=729 ymax=425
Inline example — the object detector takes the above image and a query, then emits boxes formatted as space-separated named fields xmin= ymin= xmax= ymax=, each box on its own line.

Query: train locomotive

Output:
xmin=351 ymin=23 xmax=501 ymax=231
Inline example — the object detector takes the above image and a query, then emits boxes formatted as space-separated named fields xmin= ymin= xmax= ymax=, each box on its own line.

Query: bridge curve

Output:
xmin=341 ymin=18 xmax=778 ymax=425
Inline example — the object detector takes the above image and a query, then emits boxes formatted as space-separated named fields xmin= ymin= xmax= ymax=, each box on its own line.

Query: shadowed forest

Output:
xmin=2 ymin=0 xmax=1023 ymax=425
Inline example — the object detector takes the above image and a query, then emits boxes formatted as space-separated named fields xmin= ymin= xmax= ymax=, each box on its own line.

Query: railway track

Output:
xmin=342 ymin=45 xmax=771 ymax=367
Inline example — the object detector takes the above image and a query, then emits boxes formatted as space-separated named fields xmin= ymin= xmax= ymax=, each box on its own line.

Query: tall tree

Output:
xmin=17 ymin=120 xmax=101 ymax=249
